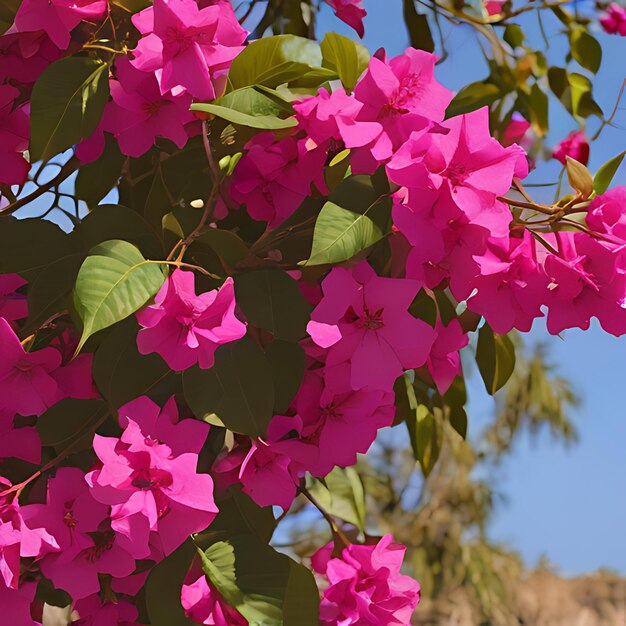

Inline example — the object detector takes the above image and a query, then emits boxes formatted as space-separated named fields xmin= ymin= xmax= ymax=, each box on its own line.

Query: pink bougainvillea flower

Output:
xmin=0 ymin=411 xmax=40 ymax=464
xmin=323 ymin=0 xmax=367 ymax=37
xmin=0 ymin=85 xmax=30 ymax=186
xmin=600 ymin=2 xmax=626 ymax=35
xmin=14 ymin=0 xmax=106 ymax=50
xmin=73 ymin=594 xmax=142 ymax=626
xmin=104 ymin=58 xmax=197 ymax=158
xmin=131 ymin=0 xmax=247 ymax=100
xmin=426 ymin=319 xmax=469 ymax=395
xmin=312 ymin=534 xmax=421 ymax=625
xmin=22 ymin=468 xmax=135 ymax=600
xmin=182 ymin=571 xmax=247 ymax=626
xmin=552 ymin=130 xmax=589 ymax=166
xmin=1 ymin=477 xmax=59 ymax=590
xmin=501 ymin=112 xmax=531 ymax=148
xmin=0 ymin=580 xmax=38 ymax=626
xmin=307 ymin=261 xmax=436 ymax=391
xmin=230 ymin=133 xmax=328 ymax=228
xmin=0 ymin=317 xmax=62 ymax=417
xmin=0 ymin=274 xmax=27 ymax=326
xmin=0 ymin=30 xmax=63 ymax=87
xmin=136 ymin=270 xmax=246 ymax=371
xmin=586 ymin=186 xmax=626 ymax=248
xmin=86 ymin=414 xmax=218 ymax=559
xmin=485 ymin=1 xmax=505 ymax=16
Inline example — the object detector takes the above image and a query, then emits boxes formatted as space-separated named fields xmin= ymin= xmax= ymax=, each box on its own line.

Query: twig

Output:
xmin=299 ymin=485 xmax=351 ymax=548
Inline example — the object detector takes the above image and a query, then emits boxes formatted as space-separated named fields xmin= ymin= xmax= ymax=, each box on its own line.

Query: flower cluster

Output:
xmin=600 ymin=2 xmax=626 ymax=35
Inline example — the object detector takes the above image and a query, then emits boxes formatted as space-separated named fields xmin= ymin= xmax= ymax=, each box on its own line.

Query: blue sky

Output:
xmin=315 ymin=0 xmax=626 ymax=575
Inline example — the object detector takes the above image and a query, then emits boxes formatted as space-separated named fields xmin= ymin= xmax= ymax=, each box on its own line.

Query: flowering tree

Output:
xmin=0 ymin=0 xmax=625 ymax=624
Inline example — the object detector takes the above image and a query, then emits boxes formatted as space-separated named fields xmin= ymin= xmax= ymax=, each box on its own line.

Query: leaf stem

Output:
xmin=299 ymin=485 xmax=351 ymax=548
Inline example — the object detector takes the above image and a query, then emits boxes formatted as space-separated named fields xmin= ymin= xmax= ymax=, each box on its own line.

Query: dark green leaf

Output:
xmin=146 ymin=539 xmax=196 ymax=626
xmin=183 ymin=336 xmax=275 ymax=437
xmin=265 ymin=340 xmax=305 ymax=414
xmin=548 ymin=67 xmax=603 ymax=119
xmin=75 ymin=134 xmax=125 ymax=207
xmin=195 ymin=228 xmax=249 ymax=268
xmin=446 ymin=82 xmax=501 ymax=118
xmin=593 ymin=151 xmax=626 ymax=195
xmin=0 ymin=0 xmax=20 ymax=34
xmin=73 ymin=239 xmax=167 ymax=352
xmin=320 ymin=32 xmax=370 ymax=91
xmin=403 ymin=0 xmax=434 ymax=52
xmin=36 ymin=399 xmax=107 ymax=449
xmin=235 ymin=269 xmax=312 ymax=341
xmin=476 ymin=324 xmax=516 ymax=395
xmin=528 ymin=83 xmax=549 ymax=136
xmin=30 ymin=57 xmax=110 ymax=161
xmin=569 ymin=27 xmax=602 ymax=74
xmin=503 ymin=24 xmax=524 ymax=48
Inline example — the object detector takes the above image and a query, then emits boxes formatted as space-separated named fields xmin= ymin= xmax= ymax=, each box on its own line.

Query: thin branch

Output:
xmin=299 ymin=486 xmax=351 ymax=548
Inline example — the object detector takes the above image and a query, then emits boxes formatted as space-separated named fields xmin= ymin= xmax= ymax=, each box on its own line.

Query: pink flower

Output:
xmin=0 ymin=274 xmax=27 ymax=326
xmin=323 ymin=0 xmax=367 ymax=37
xmin=86 ymin=407 xmax=218 ymax=559
xmin=426 ymin=319 xmax=468 ymax=394
xmin=72 ymin=594 xmax=142 ymax=626
xmin=22 ymin=468 xmax=135 ymax=600
xmin=501 ymin=112 xmax=531 ymax=148
xmin=130 ymin=0 xmax=247 ymax=101
xmin=0 ymin=317 xmax=62 ymax=417
xmin=600 ymin=2 xmax=626 ymax=35
xmin=586 ymin=186 xmax=626 ymax=248
xmin=485 ymin=1 xmax=505 ymax=16
xmin=552 ymin=130 xmax=589 ymax=166
xmin=14 ymin=0 xmax=106 ymax=50
xmin=182 ymin=571 xmax=247 ymax=626
xmin=307 ymin=261 xmax=436 ymax=391
xmin=0 ymin=580 xmax=38 ymax=626
xmin=230 ymin=134 xmax=327 ymax=228
xmin=103 ymin=58 xmax=197 ymax=158
xmin=0 ymin=85 xmax=30 ymax=187
xmin=136 ymin=270 xmax=246 ymax=371
xmin=0 ymin=31 xmax=63 ymax=87
xmin=0 ymin=411 xmax=40 ymax=464
xmin=312 ymin=535 xmax=421 ymax=625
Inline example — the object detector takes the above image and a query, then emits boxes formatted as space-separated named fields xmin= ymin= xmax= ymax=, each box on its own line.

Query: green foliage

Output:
xmin=569 ymin=27 xmax=602 ymax=74
xmin=476 ymin=324 xmax=516 ymax=395
xmin=594 ymin=151 xmax=626 ymax=195
xmin=403 ymin=0 xmax=435 ymax=53
xmin=73 ymin=239 xmax=167 ymax=352
xmin=446 ymin=82 xmax=502 ymax=118
xmin=30 ymin=57 xmax=110 ymax=161
xmin=321 ymin=32 xmax=370 ymax=91
xmin=265 ymin=340 xmax=306 ymax=414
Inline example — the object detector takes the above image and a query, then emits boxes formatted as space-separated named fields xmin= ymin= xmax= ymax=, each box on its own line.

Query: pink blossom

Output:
xmin=0 ymin=274 xmax=27 ymax=326
xmin=14 ymin=0 xmax=106 ymax=50
xmin=130 ymin=0 xmax=247 ymax=101
xmin=0 ymin=85 xmax=30 ymax=186
xmin=0 ymin=580 xmax=39 ymax=626
xmin=0 ymin=31 xmax=63 ymax=87
xmin=182 ymin=571 xmax=247 ymax=626
xmin=0 ymin=411 xmax=40 ymax=464
xmin=485 ymin=1 xmax=505 ymax=16
xmin=230 ymin=134 xmax=327 ymax=228
xmin=501 ymin=113 xmax=531 ymax=148
xmin=307 ymin=262 xmax=436 ymax=391
xmin=86 ymin=411 xmax=218 ymax=559
xmin=552 ymin=130 xmax=589 ymax=166
xmin=312 ymin=534 xmax=421 ymax=625
xmin=136 ymin=270 xmax=246 ymax=371
xmin=426 ymin=319 xmax=468 ymax=395
xmin=323 ymin=0 xmax=367 ymax=37
xmin=72 ymin=595 xmax=141 ymax=626
xmin=600 ymin=2 xmax=626 ymax=35
xmin=0 ymin=317 xmax=62 ymax=417
xmin=586 ymin=186 xmax=626 ymax=248
xmin=22 ymin=468 xmax=135 ymax=600
xmin=104 ymin=58 xmax=197 ymax=158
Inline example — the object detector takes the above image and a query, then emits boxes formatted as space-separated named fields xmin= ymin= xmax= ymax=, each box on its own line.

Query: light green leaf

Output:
xmin=73 ymin=239 xmax=167 ymax=352
xmin=30 ymin=57 xmax=110 ymax=161
xmin=569 ymin=27 xmax=602 ymax=74
xmin=476 ymin=324 xmax=516 ymax=395
xmin=593 ymin=151 xmax=626 ymax=195
xmin=320 ymin=32 xmax=370 ymax=91
xmin=305 ymin=201 xmax=384 ymax=266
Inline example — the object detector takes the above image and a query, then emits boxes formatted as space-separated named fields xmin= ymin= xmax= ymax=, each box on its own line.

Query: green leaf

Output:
xmin=195 ymin=228 xmax=249 ymax=268
xmin=308 ymin=467 xmax=366 ymax=532
xmin=30 ymin=57 xmax=110 ymax=161
xmin=403 ymin=0 xmax=434 ymax=53
xmin=476 ymin=324 xmax=516 ymax=395
xmin=320 ymin=32 xmax=370 ymax=91
xmin=92 ymin=317 xmax=175 ymax=409
xmin=0 ymin=0 xmax=20 ymax=34
xmin=504 ymin=24 xmax=524 ymax=48
xmin=265 ymin=340 xmax=306 ymax=414
xmin=569 ymin=27 xmax=602 ymax=74
xmin=191 ymin=87 xmax=297 ymax=130
xmin=73 ymin=239 xmax=167 ymax=352
xmin=198 ymin=535 xmax=319 ymax=626
xmin=593 ymin=151 xmax=626 ymax=195
xmin=305 ymin=201 xmax=384 ymax=266
xmin=528 ymin=83 xmax=549 ymax=136
xmin=146 ymin=539 xmax=196 ymax=626
xmin=446 ymin=82 xmax=501 ymax=118
xmin=75 ymin=134 xmax=125 ymax=207
xmin=566 ymin=156 xmax=594 ymax=199
xmin=183 ymin=336 xmax=275 ymax=437
xmin=548 ymin=67 xmax=603 ymax=119
xmin=36 ymin=399 xmax=107 ymax=450
xmin=227 ymin=35 xmax=324 ymax=90
xmin=235 ymin=269 xmax=312 ymax=341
